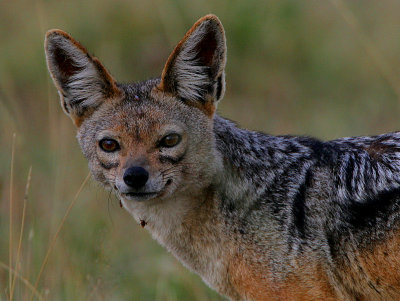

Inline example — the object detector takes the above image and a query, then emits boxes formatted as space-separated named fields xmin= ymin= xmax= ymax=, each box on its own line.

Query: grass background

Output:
xmin=1 ymin=0 xmax=400 ymax=300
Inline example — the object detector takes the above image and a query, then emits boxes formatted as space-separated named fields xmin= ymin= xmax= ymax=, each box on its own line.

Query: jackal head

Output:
xmin=44 ymin=15 xmax=226 ymax=203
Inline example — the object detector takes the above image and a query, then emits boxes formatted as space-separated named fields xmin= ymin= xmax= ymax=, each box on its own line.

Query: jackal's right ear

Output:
xmin=45 ymin=30 xmax=122 ymax=126
xmin=158 ymin=15 xmax=226 ymax=116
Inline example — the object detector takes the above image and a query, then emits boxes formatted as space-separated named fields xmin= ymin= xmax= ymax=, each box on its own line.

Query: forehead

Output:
xmin=112 ymin=100 xmax=166 ymax=135
xmin=98 ymin=80 xmax=184 ymax=138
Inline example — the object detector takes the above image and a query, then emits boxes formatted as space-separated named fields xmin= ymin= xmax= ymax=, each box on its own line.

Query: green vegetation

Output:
xmin=1 ymin=0 xmax=400 ymax=299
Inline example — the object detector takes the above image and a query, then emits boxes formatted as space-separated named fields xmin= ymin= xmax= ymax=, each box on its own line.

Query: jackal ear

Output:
xmin=45 ymin=30 xmax=122 ymax=126
xmin=158 ymin=14 xmax=226 ymax=116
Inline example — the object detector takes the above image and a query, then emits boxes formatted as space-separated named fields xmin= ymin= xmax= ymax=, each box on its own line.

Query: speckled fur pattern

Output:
xmin=45 ymin=15 xmax=400 ymax=301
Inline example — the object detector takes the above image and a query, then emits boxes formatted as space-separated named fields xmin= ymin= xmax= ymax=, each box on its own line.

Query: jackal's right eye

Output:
xmin=99 ymin=138 xmax=120 ymax=153
xmin=159 ymin=133 xmax=181 ymax=148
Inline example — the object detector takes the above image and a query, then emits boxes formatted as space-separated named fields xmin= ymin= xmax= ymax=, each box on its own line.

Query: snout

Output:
xmin=123 ymin=166 xmax=149 ymax=189
xmin=116 ymin=165 xmax=162 ymax=201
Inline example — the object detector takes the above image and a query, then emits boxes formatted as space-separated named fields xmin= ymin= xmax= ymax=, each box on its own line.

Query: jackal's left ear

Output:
xmin=158 ymin=15 xmax=226 ymax=116
xmin=45 ymin=30 xmax=122 ymax=126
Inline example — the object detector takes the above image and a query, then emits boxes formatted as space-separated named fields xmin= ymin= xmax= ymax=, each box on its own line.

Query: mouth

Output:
xmin=116 ymin=179 xmax=173 ymax=202
xmin=121 ymin=191 xmax=158 ymax=201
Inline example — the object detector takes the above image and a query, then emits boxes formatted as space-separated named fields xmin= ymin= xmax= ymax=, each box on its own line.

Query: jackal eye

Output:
xmin=99 ymin=138 xmax=120 ymax=152
xmin=159 ymin=133 xmax=181 ymax=148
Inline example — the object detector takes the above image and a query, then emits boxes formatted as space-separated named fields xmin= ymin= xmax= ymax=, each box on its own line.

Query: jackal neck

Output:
xmin=213 ymin=115 xmax=282 ymax=199
xmin=123 ymin=183 xmax=238 ymax=297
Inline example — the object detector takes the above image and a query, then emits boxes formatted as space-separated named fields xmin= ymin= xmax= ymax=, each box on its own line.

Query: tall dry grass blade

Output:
xmin=0 ymin=261 xmax=44 ymax=301
xmin=9 ymin=133 xmax=16 ymax=301
xmin=329 ymin=0 xmax=400 ymax=101
xmin=29 ymin=172 xmax=91 ymax=301
xmin=10 ymin=166 xmax=32 ymax=301
xmin=87 ymin=278 xmax=102 ymax=301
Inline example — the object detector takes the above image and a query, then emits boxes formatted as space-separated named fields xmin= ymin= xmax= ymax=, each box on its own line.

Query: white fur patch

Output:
xmin=172 ymin=22 xmax=214 ymax=101
xmin=67 ymin=66 xmax=105 ymax=108
xmin=50 ymin=36 xmax=106 ymax=111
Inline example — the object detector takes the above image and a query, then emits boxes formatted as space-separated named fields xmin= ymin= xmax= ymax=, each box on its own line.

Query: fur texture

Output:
xmin=45 ymin=15 xmax=400 ymax=300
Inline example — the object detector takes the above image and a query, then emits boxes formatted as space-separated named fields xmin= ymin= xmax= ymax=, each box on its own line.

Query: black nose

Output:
xmin=123 ymin=166 xmax=149 ymax=189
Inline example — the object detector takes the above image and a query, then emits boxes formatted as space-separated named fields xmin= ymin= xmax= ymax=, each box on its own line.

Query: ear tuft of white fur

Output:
xmin=45 ymin=30 xmax=120 ymax=120
xmin=159 ymin=15 xmax=227 ymax=107
xmin=173 ymin=22 xmax=215 ymax=101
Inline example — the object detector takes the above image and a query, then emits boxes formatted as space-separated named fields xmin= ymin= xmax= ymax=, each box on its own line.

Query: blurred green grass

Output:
xmin=1 ymin=0 xmax=400 ymax=300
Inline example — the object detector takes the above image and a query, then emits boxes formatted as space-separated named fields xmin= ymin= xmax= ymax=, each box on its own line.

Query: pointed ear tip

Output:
xmin=45 ymin=29 xmax=72 ymax=50
xmin=44 ymin=30 xmax=90 ymax=57
xmin=45 ymin=29 xmax=70 ymax=40
xmin=199 ymin=14 xmax=220 ymax=22
xmin=197 ymin=14 xmax=223 ymax=27
xmin=194 ymin=15 xmax=225 ymax=40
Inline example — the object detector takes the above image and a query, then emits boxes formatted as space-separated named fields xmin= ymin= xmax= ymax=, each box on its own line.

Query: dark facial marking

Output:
xmin=99 ymin=160 xmax=119 ymax=170
xmin=159 ymin=150 xmax=186 ymax=164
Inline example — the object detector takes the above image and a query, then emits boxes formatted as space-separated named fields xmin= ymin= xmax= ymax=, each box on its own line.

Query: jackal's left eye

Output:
xmin=99 ymin=138 xmax=120 ymax=152
xmin=159 ymin=133 xmax=181 ymax=148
